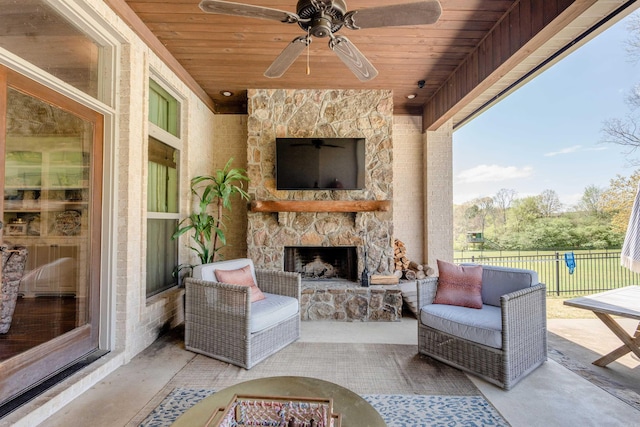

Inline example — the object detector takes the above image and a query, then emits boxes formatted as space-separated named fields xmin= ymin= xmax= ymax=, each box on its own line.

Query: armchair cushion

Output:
xmin=251 ymin=293 xmax=299 ymax=333
xmin=421 ymin=303 xmax=502 ymax=349
xmin=214 ymin=265 xmax=265 ymax=302
xmin=433 ymin=260 xmax=483 ymax=309
xmin=464 ymin=264 xmax=539 ymax=307
xmin=194 ymin=258 xmax=258 ymax=284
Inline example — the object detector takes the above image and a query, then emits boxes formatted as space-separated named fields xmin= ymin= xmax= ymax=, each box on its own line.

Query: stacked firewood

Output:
xmin=393 ymin=239 xmax=434 ymax=280
xmin=394 ymin=239 xmax=411 ymax=271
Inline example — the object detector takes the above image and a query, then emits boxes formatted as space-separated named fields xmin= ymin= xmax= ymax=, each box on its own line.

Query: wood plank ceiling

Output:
xmin=123 ymin=0 xmax=516 ymax=115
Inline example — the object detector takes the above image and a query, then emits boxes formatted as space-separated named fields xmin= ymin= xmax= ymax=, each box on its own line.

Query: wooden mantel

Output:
xmin=250 ymin=200 xmax=391 ymax=213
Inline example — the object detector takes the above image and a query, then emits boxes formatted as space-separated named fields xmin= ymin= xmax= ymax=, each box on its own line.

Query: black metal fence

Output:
xmin=454 ymin=251 xmax=640 ymax=296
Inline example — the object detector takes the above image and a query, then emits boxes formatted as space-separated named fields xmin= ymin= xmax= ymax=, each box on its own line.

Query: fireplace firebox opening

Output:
xmin=284 ymin=246 xmax=357 ymax=281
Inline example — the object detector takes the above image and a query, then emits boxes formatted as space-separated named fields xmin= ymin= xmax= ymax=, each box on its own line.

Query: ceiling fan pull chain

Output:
xmin=307 ymin=27 xmax=311 ymax=75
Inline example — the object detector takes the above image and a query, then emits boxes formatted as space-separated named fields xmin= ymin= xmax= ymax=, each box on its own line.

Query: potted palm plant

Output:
xmin=173 ymin=158 xmax=249 ymax=265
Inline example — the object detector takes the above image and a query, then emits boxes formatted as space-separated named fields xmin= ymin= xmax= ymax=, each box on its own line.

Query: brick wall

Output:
xmin=212 ymin=115 xmax=249 ymax=261
xmin=424 ymin=120 xmax=454 ymax=270
xmin=393 ymin=115 xmax=425 ymax=265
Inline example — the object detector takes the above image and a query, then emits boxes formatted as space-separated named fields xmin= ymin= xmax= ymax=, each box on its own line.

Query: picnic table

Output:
xmin=564 ymin=286 xmax=640 ymax=367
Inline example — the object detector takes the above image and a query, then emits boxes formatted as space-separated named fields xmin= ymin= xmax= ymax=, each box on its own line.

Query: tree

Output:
xmin=533 ymin=217 xmax=580 ymax=249
xmin=576 ymin=185 xmax=605 ymax=216
xmin=602 ymin=170 xmax=640 ymax=233
xmin=468 ymin=197 xmax=494 ymax=236
xmin=602 ymin=12 xmax=640 ymax=162
xmin=493 ymin=188 xmax=517 ymax=224
xmin=538 ymin=189 xmax=562 ymax=217
xmin=601 ymin=87 xmax=640 ymax=163
xmin=626 ymin=11 xmax=640 ymax=62
xmin=508 ymin=196 xmax=541 ymax=232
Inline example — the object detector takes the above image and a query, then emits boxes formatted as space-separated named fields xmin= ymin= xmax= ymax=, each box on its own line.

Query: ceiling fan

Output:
xmin=199 ymin=0 xmax=442 ymax=81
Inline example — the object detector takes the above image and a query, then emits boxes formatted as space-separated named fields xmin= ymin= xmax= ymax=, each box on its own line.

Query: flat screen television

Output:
xmin=276 ymin=137 xmax=366 ymax=190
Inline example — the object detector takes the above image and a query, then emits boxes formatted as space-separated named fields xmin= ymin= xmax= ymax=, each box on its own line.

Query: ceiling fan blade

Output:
xmin=329 ymin=36 xmax=378 ymax=82
xmin=264 ymin=36 xmax=310 ymax=78
xmin=343 ymin=0 xmax=442 ymax=29
xmin=199 ymin=0 xmax=299 ymax=24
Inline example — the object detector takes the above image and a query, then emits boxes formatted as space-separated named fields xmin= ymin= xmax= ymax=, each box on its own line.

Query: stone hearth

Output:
xmin=301 ymin=280 xmax=402 ymax=322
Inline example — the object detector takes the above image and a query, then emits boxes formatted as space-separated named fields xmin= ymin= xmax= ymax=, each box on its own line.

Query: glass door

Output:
xmin=0 ymin=66 xmax=103 ymax=405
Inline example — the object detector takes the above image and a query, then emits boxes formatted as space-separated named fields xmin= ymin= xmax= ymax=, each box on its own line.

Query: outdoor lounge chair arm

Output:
xmin=501 ymin=283 xmax=548 ymax=354
xmin=416 ymin=277 xmax=438 ymax=309
xmin=184 ymin=278 xmax=252 ymax=335
xmin=255 ymin=269 xmax=301 ymax=299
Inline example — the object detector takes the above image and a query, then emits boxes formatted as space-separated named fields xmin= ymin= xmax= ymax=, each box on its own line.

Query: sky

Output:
xmin=453 ymin=11 xmax=640 ymax=209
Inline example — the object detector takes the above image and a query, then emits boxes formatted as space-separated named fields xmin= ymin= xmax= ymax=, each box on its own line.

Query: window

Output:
xmin=146 ymin=79 xmax=181 ymax=297
xmin=0 ymin=0 xmax=104 ymax=101
xmin=149 ymin=80 xmax=180 ymax=137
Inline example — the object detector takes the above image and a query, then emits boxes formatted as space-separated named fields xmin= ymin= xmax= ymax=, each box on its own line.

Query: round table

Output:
xmin=171 ymin=375 xmax=386 ymax=426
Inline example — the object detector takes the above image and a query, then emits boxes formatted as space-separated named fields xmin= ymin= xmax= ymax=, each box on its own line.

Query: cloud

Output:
xmin=544 ymin=145 xmax=582 ymax=156
xmin=544 ymin=145 xmax=608 ymax=156
xmin=457 ymin=164 xmax=533 ymax=183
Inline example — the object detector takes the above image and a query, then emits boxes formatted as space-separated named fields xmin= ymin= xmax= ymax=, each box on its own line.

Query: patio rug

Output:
xmin=128 ymin=342 xmax=506 ymax=426
xmin=138 ymin=387 xmax=509 ymax=427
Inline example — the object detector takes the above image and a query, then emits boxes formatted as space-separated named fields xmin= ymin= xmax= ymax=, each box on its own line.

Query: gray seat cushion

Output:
xmin=463 ymin=264 xmax=539 ymax=307
xmin=251 ymin=293 xmax=299 ymax=333
xmin=420 ymin=303 xmax=502 ymax=349
xmin=193 ymin=258 xmax=258 ymax=285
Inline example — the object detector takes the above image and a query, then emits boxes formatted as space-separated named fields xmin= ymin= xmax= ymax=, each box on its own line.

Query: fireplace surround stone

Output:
xmin=246 ymin=89 xmax=395 ymax=279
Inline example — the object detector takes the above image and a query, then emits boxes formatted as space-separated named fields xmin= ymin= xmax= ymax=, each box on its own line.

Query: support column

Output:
xmin=423 ymin=119 xmax=453 ymax=271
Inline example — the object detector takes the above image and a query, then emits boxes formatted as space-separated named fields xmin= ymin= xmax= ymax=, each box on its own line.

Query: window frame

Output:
xmin=146 ymin=76 xmax=183 ymax=298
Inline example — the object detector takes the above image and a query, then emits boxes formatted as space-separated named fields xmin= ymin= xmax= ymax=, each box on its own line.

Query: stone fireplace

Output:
xmin=245 ymin=89 xmax=395 ymax=278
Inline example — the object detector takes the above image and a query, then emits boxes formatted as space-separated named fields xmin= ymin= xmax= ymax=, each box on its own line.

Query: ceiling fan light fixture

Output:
xmin=309 ymin=16 xmax=334 ymax=38
xmin=297 ymin=0 xmax=346 ymax=33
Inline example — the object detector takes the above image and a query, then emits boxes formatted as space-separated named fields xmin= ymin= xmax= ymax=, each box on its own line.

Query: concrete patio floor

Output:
xmin=3 ymin=315 xmax=640 ymax=426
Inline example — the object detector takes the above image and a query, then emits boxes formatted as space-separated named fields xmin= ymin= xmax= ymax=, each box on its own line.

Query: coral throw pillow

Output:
xmin=215 ymin=265 xmax=266 ymax=303
xmin=433 ymin=260 xmax=483 ymax=309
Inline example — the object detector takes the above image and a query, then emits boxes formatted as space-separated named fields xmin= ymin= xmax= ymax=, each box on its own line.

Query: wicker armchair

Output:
xmin=185 ymin=259 xmax=301 ymax=369
xmin=417 ymin=264 xmax=547 ymax=390
xmin=1 ymin=245 xmax=29 ymax=334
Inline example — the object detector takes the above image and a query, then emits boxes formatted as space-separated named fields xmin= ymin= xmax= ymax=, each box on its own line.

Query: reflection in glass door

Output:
xmin=0 ymin=67 xmax=103 ymax=405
